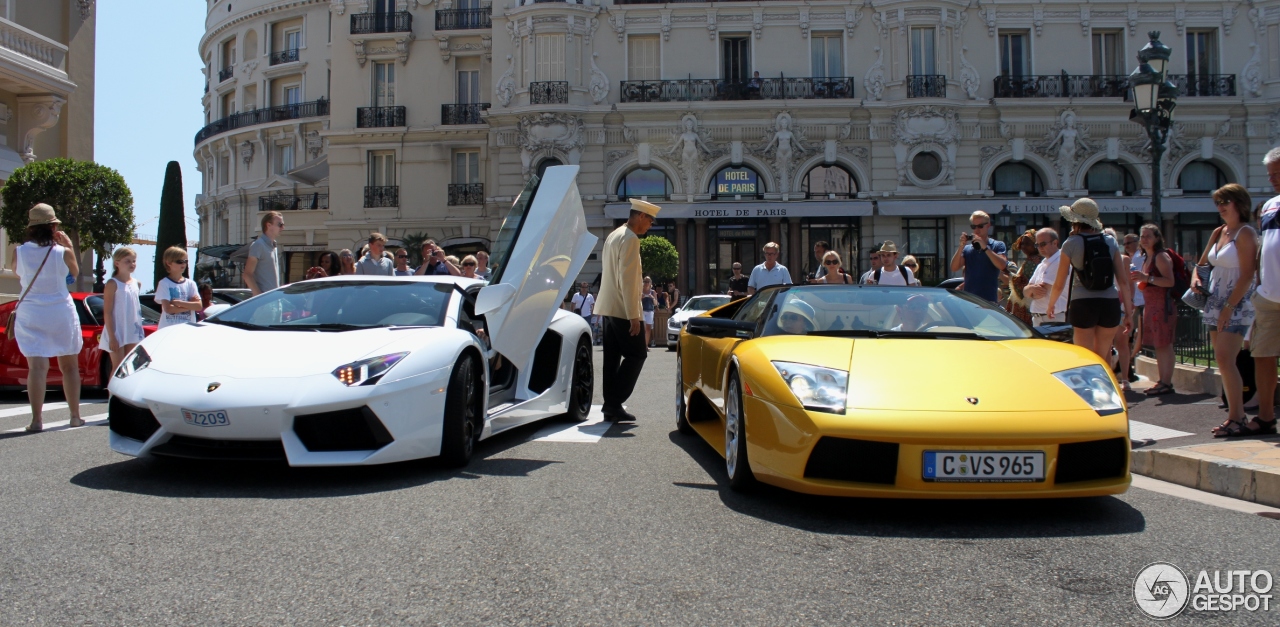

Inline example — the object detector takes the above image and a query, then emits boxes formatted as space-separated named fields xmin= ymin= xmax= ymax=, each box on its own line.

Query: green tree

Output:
xmin=0 ymin=158 xmax=134 ymax=291
xmin=639 ymin=235 xmax=678 ymax=284
xmin=153 ymin=161 xmax=188 ymax=287
xmin=400 ymin=231 xmax=431 ymax=267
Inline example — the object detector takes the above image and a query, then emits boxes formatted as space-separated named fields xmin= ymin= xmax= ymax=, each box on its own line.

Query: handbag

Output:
xmin=6 ymin=245 xmax=55 ymax=342
xmin=1181 ymin=264 xmax=1212 ymax=311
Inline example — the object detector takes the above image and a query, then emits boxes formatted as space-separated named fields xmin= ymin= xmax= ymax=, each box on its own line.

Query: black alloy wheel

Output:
xmin=440 ymin=353 xmax=482 ymax=467
xmin=566 ymin=338 xmax=593 ymax=422
xmin=675 ymin=350 xmax=693 ymax=435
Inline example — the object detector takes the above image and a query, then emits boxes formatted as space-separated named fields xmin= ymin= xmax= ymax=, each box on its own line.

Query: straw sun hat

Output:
xmin=27 ymin=203 xmax=60 ymax=227
xmin=1058 ymin=198 xmax=1103 ymax=231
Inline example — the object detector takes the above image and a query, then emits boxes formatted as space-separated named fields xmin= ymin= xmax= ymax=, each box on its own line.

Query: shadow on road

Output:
xmin=69 ymin=418 xmax=566 ymax=499
xmin=667 ymin=431 xmax=1146 ymax=539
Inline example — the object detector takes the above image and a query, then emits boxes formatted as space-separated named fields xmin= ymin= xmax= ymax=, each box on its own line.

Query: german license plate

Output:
xmin=923 ymin=451 xmax=1045 ymax=482
xmin=182 ymin=408 xmax=230 ymax=427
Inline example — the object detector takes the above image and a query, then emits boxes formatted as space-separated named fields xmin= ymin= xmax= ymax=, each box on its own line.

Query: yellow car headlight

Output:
xmin=772 ymin=361 xmax=848 ymax=415
xmin=1053 ymin=365 xmax=1124 ymax=416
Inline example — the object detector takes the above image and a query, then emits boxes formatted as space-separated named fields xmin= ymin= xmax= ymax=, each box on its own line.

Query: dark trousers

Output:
xmin=602 ymin=315 xmax=648 ymax=410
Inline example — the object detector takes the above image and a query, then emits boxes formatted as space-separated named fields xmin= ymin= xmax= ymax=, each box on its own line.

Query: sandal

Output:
xmin=1120 ymin=381 xmax=1132 ymax=393
xmin=1235 ymin=418 xmax=1279 ymax=437
xmin=1214 ymin=420 xmax=1247 ymax=438
xmin=24 ymin=423 xmax=41 ymax=433
xmin=1144 ymin=382 xmax=1174 ymax=396
xmin=1211 ymin=419 xmax=1236 ymax=436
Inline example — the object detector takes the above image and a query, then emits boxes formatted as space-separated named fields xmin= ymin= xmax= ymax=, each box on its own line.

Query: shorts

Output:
xmin=1067 ymin=297 xmax=1122 ymax=330
xmin=643 ymin=310 xmax=655 ymax=325
xmin=1250 ymin=294 xmax=1280 ymax=357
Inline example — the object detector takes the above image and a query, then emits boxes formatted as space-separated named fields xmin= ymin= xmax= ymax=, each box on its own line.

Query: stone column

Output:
xmin=675 ymin=218 xmax=688 ymax=297
xmin=695 ymin=219 xmax=708 ymax=295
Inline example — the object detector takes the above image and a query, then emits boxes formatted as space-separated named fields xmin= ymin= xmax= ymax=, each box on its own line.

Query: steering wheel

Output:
xmin=916 ymin=321 xmax=946 ymax=332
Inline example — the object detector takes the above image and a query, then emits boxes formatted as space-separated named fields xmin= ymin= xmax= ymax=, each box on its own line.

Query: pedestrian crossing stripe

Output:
xmin=3 ymin=414 xmax=108 ymax=434
xmin=529 ymin=405 xmax=613 ymax=443
xmin=1129 ymin=420 xmax=1194 ymax=442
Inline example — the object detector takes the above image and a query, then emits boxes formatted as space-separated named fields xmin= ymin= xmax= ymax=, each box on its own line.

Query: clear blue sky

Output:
xmin=93 ymin=0 xmax=206 ymax=289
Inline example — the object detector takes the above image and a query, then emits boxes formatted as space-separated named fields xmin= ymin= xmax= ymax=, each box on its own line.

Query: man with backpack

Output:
xmin=1045 ymin=198 xmax=1133 ymax=359
xmin=864 ymin=241 xmax=916 ymax=286
xmin=950 ymin=211 xmax=1008 ymax=302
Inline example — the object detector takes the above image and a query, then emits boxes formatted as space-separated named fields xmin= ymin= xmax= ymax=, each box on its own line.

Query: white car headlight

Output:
xmin=669 ymin=318 xmax=683 ymax=330
xmin=772 ymin=361 xmax=848 ymax=415
xmin=1053 ymin=365 xmax=1124 ymax=415
xmin=333 ymin=352 xmax=409 ymax=386
xmin=114 ymin=346 xmax=152 ymax=379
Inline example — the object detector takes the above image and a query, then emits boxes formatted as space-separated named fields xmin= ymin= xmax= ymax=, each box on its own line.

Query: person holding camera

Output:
xmin=949 ymin=211 xmax=1008 ymax=302
xmin=415 ymin=239 xmax=461 ymax=276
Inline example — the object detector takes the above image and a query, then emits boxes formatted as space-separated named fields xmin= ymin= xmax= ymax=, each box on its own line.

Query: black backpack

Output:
xmin=1075 ymin=233 xmax=1114 ymax=291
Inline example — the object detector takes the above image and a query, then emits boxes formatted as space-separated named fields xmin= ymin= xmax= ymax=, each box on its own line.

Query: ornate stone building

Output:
xmin=196 ymin=0 xmax=1280 ymax=293
xmin=0 ymin=0 xmax=96 ymax=294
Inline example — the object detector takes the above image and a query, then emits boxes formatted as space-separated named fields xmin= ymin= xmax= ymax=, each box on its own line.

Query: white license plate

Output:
xmin=923 ymin=451 xmax=1045 ymax=482
xmin=182 ymin=408 xmax=230 ymax=427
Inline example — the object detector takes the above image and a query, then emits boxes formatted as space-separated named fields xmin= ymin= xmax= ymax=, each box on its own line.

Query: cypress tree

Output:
xmin=154 ymin=161 xmax=188 ymax=287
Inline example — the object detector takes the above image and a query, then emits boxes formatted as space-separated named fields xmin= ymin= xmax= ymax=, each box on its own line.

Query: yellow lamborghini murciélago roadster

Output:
xmin=675 ymin=284 xmax=1130 ymax=498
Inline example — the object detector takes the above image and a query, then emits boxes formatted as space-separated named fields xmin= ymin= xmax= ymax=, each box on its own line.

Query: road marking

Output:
xmin=529 ymin=405 xmax=612 ymax=443
xmin=0 ymin=400 xmax=106 ymax=419
xmin=3 ymin=413 xmax=108 ymax=433
xmin=1129 ymin=420 xmax=1194 ymax=442
xmin=1131 ymin=474 xmax=1280 ymax=516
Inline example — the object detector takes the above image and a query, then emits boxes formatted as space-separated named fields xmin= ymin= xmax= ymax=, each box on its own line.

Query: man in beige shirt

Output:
xmin=594 ymin=198 xmax=659 ymax=422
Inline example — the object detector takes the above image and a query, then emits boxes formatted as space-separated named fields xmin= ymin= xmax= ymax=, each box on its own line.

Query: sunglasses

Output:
xmin=970 ymin=222 xmax=989 ymax=228
xmin=170 ymin=259 xmax=188 ymax=264
xmin=463 ymin=262 xmax=476 ymax=266
xmin=903 ymin=263 xmax=918 ymax=268
xmin=780 ymin=313 xmax=807 ymax=324
xmin=340 ymin=254 xmax=353 ymax=259
xmin=395 ymin=254 xmax=408 ymax=258
xmin=823 ymin=260 xmax=840 ymax=266
xmin=1035 ymin=241 xmax=1052 ymax=248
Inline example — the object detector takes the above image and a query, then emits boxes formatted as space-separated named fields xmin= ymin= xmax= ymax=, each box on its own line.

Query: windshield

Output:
xmin=487 ymin=174 xmax=542 ymax=285
xmin=208 ymin=280 xmax=453 ymax=330
xmin=684 ymin=296 xmax=731 ymax=311
xmin=758 ymin=286 xmax=1033 ymax=340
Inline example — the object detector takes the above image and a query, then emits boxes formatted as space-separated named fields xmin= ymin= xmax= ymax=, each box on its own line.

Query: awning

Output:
xmin=0 ymin=143 xmax=25 ymax=182
xmin=603 ymin=200 xmax=873 ymax=220
xmin=286 ymin=155 xmax=328 ymax=185
xmin=878 ymin=197 xmax=1217 ymax=216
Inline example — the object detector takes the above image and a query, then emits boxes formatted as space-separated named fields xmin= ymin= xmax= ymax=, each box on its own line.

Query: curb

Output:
xmin=1131 ymin=436 xmax=1280 ymax=508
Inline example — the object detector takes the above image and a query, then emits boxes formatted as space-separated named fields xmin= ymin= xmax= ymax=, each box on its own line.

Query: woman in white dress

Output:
xmin=11 ymin=204 xmax=83 ymax=432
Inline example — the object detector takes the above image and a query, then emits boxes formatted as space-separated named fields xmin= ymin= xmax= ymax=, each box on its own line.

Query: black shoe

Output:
xmin=602 ymin=406 xmax=636 ymax=422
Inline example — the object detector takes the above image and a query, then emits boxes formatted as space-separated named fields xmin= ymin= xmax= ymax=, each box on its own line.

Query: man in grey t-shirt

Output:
xmin=245 ymin=211 xmax=283 ymax=295
xmin=355 ymin=232 xmax=395 ymax=276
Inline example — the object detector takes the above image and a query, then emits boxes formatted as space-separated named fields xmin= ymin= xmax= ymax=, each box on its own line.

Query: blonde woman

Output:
xmin=813 ymin=251 xmax=854 ymax=284
xmin=900 ymin=255 xmax=922 ymax=286
xmin=460 ymin=255 xmax=480 ymax=279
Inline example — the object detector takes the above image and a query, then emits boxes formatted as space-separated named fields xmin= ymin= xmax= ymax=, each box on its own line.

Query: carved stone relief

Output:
xmin=240 ymin=141 xmax=255 ymax=168
xmin=517 ymin=113 xmax=585 ymax=176
xmin=589 ymin=53 xmax=609 ymax=105
xmin=664 ymin=113 xmax=720 ymax=196
xmin=753 ymin=111 xmax=810 ymax=193
xmin=495 ymin=55 xmax=516 ymax=107
xmin=890 ymin=106 xmax=960 ymax=187
xmin=863 ymin=47 xmax=885 ymax=101
xmin=1031 ymin=109 xmax=1091 ymax=190
xmin=958 ymin=46 xmax=980 ymax=100
xmin=16 ymin=95 xmax=64 ymax=164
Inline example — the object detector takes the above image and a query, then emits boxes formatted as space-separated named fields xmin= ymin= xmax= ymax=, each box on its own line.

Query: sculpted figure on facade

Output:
xmin=665 ymin=113 xmax=718 ymax=195
xmin=1043 ymin=109 xmax=1089 ymax=190
xmin=958 ymin=46 xmax=980 ymax=100
xmin=757 ymin=111 xmax=808 ymax=193
xmin=517 ymin=113 xmax=585 ymax=176
xmin=495 ymin=55 xmax=516 ymax=107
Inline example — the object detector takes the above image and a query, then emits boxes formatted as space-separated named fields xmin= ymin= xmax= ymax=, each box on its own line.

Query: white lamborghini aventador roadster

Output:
xmin=108 ymin=166 xmax=598 ymax=467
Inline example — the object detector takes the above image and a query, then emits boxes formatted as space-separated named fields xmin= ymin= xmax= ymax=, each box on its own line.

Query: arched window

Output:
xmin=616 ymin=168 xmax=673 ymax=200
xmin=990 ymin=162 xmax=1044 ymax=197
xmin=1085 ymin=161 xmax=1137 ymax=196
xmin=709 ymin=166 xmax=763 ymax=199
xmin=535 ymin=158 xmax=562 ymax=179
xmin=1178 ymin=161 xmax=1228 ymax=194
xmin=802 ymin=165 xmax=856 ymax=199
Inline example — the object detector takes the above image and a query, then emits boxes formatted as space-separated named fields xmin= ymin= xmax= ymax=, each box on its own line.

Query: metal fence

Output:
xmin=1170 ymin=301 xmax=1213 ymax=366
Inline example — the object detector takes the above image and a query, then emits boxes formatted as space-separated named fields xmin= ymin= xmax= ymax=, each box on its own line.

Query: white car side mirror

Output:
xmin=475 ymin=282 xmax=516 ymax=316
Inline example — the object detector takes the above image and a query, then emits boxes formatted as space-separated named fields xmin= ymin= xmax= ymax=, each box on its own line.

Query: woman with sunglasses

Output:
xmin=900 ymin=255 xmax=922 ymax=286
xmin=338 ymin=249 xmax=357 ymax=275
xmin=459 ymin=255 xmax=480 ymax=279
xmin=1004 ymin=230 xmax=1040 ymax=326
xmin=812 ymin=251 xmax=854 ymax=284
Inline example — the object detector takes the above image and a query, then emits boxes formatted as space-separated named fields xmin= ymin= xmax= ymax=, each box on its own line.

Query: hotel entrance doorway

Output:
xmin=714 ymin=232 xmax=759 ymax=295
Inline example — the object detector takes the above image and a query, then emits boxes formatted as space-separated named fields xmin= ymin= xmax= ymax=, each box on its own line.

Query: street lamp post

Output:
xmin=1128 ymin=31 xmax=1179 ymax=226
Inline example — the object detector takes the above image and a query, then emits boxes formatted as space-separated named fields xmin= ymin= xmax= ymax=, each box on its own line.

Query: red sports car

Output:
xmin=0 ymin=292 xmax=160 ymax=390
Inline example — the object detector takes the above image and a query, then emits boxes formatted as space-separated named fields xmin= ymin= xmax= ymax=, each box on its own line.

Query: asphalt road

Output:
xmin=1 ymin=348 xmax=1277 ymax=626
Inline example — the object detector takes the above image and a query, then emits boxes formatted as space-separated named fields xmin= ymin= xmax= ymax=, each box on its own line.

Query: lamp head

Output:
xmin=1137 ymin=31 xmax=1171 ymax=76
xmin=1128 ymin=62 xmax=1161 ymax=113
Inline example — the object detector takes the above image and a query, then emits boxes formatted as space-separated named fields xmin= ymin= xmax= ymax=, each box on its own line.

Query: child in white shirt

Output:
xmin=155 ymin=246 xmax=202 ymax=329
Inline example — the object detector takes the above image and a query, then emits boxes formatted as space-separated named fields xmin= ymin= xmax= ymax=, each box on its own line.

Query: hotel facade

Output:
xmin=196 ymin=0 xmax=1280 ymax=293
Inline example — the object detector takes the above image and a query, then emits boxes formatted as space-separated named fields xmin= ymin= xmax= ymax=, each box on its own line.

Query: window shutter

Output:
xmin=536 ymin=34 xmax=566 ymax=81
xmin=628 ymin=36 xmax=659 ymax=81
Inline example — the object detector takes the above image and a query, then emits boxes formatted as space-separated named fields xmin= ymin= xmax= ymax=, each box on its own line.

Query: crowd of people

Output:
xmin=301 ymin=229 xmax=492 ymax=283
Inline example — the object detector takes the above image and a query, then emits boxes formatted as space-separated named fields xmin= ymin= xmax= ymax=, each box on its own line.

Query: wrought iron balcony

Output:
xmin=993 ymin=74 xmax=1130 ymax=98
xmin=441 ymin=103 xmax=490 ymax=125
xmin=350 ymin=11 xmax=412 ymax=35
xmin=258 ymin=191 xmax=329 ymax=212
xmin=435 ymin=7 xmax=491 ymax=30
xmin=218 ymin=66 xmax=234 ymax=82
xmin=194 ymin=98 xmax=329 ymax=145
xmin=364 ymin=186 xmax=399 ymax=208
xmin=529 ymin=81 xmax=569 ymax=104
xmin=619 ymin=76 xmax=855 ymax=103
xmin=448 ymin=183 xmax=485 ymax=206
xmin=357 ymin=105 xmax=406 ymax=128
xmin=269 ymin=49 xmax=300 ymax=65
xmin=1168 ymin=74 xmax=1235 ymax=97
xmin=906 ymin=75 xmax=946 ymax=98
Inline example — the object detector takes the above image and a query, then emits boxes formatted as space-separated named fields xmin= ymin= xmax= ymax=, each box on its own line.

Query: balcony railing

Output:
xmin=194 ymin=98 xmax=329 ymax=145
xmin=364 ymin=186 xmax=399 ymax=208
xmin=529 ymin=81 xmax=569 ymax=104
xmin=906 ymin=75 xmax=946 ymax=98
xmin=1168 ymin=73 xmax=1235 ymax=97
xmin=619 ymin=76 xmax=855 ymax=102
xmin=0 ymin=18 xmax=68 ymax=71
xmin=435 ymin=8 xmax=491 ymax=30
xmin=993 ymin=74 xmax=1130 ymax=98
xmin=218 ymin=66 xmax=234 ymax=82
xmin=448 ymin=183 xmax=485 ymax=206
xmin=441 ymin=103 xmax=490 ymax=125
xmin=258 ymin=191 xmax=329 ymax=212
xmin=350 ymin=11 xmax=412 ymax=35
xmin=269 ymin=49 xmax=299 ymax=65
xmin=357 ymin=105 xmax=406 ymax=128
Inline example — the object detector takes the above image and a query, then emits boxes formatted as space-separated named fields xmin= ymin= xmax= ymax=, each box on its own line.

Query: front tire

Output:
xmin=440 ymin=353 xmax=481 ymax=467
xmin=676 ymin=350 xmax=693 ymax=435
xmin=725 ymin=370 xmax=756 ymax=491
xmin=566 ymin=338 xmax=593 ymax=422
